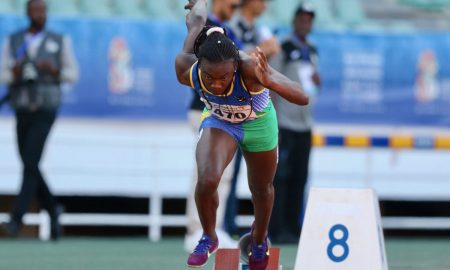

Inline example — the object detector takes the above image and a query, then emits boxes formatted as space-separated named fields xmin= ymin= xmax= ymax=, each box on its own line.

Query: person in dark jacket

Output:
xmin=269 ymin=3 xmax=321 ymax=244
xmin=0 ymin=0 xmax=79 ymax=240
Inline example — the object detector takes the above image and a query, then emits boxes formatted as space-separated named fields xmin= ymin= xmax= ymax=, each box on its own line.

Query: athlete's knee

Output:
xmin=249 ymin=182 xmax=274 ymax=198
xmin=196 ymin=168 xmax=221 ymax=194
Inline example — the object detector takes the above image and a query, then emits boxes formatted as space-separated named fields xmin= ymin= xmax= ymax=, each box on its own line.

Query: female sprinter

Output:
xmin=175 ymin=0 xmax=309 ymax=269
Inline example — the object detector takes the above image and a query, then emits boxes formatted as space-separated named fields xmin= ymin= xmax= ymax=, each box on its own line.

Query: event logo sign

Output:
xmin=107 ymin=36 xmax=155 ymax=107
xmin=415 ymin=49 xmax=439 ymax=103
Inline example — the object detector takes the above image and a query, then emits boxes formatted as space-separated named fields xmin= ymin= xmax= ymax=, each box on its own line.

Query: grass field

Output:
xmin=0 ymin=237 xmax=450 ymax=270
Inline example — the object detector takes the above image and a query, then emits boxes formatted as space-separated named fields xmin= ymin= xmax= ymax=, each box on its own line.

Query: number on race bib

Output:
xmin=209 ymin=104 xmax=255 ymax=123
xmin=327 ymin=224 xmax=349 ymax=263
xmin=214 ymin=109 xmax=224 ymax=117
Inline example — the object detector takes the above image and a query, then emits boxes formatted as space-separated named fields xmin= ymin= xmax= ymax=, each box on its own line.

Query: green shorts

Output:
xmin=200 ymin=100 xmax=279 ymax=152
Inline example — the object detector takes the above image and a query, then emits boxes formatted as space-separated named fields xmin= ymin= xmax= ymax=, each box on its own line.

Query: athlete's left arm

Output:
xmin=240 ymin=47 xmax=309 ymax=106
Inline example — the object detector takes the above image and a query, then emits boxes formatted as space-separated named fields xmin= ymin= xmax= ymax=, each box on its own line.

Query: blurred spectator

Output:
xmin=269 ymin=2 xmax=321 ymax=244
xmin=229 ymin=0 xmax=280 ymax=58
xmin=0 ymin=92 xmax=8 ymax=109
xmin=0 ymin=0 xmax=79 ymax=240
xmin=184 ymin=0 xmax=241 ymax=252
xmin=224 ymin=0 xmax=280 ymax=237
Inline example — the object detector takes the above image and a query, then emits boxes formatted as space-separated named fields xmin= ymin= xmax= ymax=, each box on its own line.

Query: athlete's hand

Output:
xmin=252 ymin=47 xmax=272 ymax=86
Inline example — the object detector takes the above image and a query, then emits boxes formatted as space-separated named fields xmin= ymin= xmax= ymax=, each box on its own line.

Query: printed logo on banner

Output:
xmin=109 ymin=37 xmax=134 ymax=94
xmin=415 ymin=49 xmax=439 ymax=103
xmin=107 ymin=37 xmax=155 ymax=106
xmin=413 ymin=49 xmax=450 ymax=118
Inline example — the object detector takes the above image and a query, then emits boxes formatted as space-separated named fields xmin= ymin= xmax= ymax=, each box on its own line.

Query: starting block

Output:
xmin=294 ymin=188 xmax=388 ymax=270
xmin=214 ymin=229 xmax=282 ymax=269
xmin=214 ymin=248 xmax=281 ymax=270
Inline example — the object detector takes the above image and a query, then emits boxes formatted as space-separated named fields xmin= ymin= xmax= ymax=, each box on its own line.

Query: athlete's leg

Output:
xmin=186 ymin=111 xmax=234 ymax=235
xmin=223 ymin=149 xmax=242 ymax=236
xmin=242 ymin=147 xmax=278 ymax=243
xmin=195 ymin=127 xmax=238 ymax=240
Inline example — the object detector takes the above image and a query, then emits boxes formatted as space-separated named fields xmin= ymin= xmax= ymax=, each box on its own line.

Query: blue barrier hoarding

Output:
xmin=0 ymin=16 xmax=449 ymax=127
xmin=0 ymin=16 xmax=191 ymax=120
xmin=312 ymin=31 xmax=450 ymax=126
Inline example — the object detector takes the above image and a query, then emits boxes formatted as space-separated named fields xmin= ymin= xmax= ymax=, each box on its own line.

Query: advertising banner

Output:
xmin=312 ymin=31 xmax=450 ymax=126
xmin=1 ymin=16 xmax=449 ymax=126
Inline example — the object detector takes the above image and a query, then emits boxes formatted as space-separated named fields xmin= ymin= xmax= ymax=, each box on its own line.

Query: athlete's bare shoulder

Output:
xmin=238 ymin=50 xmax=260 ymax=87
xmin=238 ymin=51 xmax=256 ymax=77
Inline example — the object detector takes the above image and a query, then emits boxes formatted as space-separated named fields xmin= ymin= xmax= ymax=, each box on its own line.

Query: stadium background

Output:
xmin=0 ymin=0 xmax=449 ymax=269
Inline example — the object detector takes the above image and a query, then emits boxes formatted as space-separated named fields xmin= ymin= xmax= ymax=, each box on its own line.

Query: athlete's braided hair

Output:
xmin=194 ymin=26 xmax=239 ymax=64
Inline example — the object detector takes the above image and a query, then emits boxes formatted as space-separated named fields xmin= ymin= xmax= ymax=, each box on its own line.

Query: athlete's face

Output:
xmin=199 ymin=59 xmax=237 ymax=95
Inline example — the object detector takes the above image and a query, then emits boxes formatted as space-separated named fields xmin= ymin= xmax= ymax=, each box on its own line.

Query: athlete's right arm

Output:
xmin=175 ymin=0 xmax=207 ymax=86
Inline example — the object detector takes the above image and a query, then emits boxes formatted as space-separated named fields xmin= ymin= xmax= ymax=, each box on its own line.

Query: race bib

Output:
xmin=208 ymin=102 xmax=256 ymax=123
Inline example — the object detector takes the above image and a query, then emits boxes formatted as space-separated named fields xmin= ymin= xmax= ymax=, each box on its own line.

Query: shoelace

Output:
xmin=193 ymin=237 xmax=212 ymax=255
xmin=251 ymin=241 xmax=268 ymax=260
